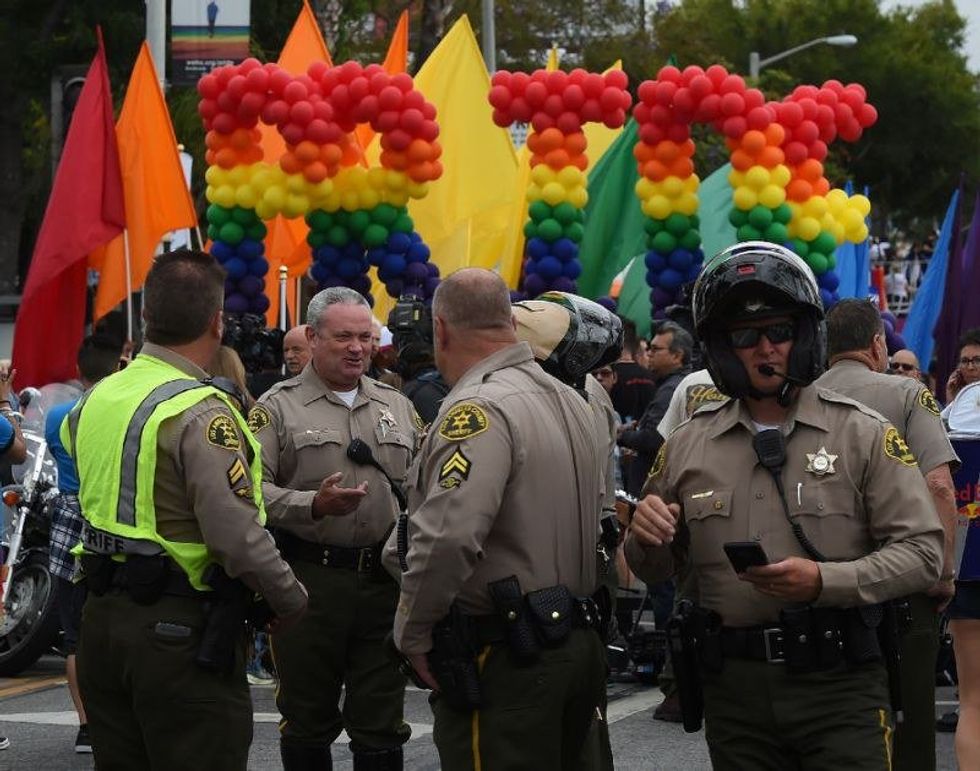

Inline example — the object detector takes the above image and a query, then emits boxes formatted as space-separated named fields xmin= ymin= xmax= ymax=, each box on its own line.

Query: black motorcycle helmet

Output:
xmin=513 ymin=292 xmax=623 ymax=386
xmin=693 ymin=241 xmax=826 ymax=402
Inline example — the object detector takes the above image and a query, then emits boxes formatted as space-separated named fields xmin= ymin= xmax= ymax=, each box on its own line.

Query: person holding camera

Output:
xmin=625 ymin=243 xmax=943 ymax=770
xmin=388 ymin=295 xmax=449 ymax=426
xmin=64 ymin=250 xmax=308 ymax=770
xmin=252 ymin=287 xmax=419 ymax=771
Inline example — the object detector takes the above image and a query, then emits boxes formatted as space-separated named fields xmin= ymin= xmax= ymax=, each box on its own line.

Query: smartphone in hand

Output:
xmin=723 ymin=541 xmax=770 ymax=574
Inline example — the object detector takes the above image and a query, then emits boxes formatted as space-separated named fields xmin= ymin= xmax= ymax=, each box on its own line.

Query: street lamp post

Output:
xmin=749 ymin=34 xmax=858 ymax=79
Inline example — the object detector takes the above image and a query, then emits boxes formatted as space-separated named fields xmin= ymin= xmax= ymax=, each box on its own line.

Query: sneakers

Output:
xmin=75 ymin=724 xmax=92 ymax=754
xmin=246 ymin=668 xmax=275 ymax=686
xmin=936 ymin=710 xmax=959 ymax=733
xmin=652 ymin=692 xmax=683 ymax=723
xmin=0 ymin=736 xmax=9 ymax=750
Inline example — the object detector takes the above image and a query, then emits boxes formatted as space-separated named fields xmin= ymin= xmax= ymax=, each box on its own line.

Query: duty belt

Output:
xmin=279 ymin=533 xmax=382 ymax=573
xmin=720 ymin=626 xmax=790 ymax=663
xmin=469 ymin=595 xmax=602 ymax=647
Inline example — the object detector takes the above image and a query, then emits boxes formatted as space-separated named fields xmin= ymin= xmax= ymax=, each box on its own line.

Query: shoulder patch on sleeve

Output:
xmin=438 ymin=449 xmax=472 ymax=488
xmin=438 ymin=403 xmax=489 ymax=441
xmin=226 ymin=456 xmax=253 ymax=498
xmin=917 ymin=388 xmax=941 ymax=416
xmin=883 ymin=426 xmax=917 ymax=467
xmin=247 ymin=405 xmax=271 ymax=434
xmin=685 ymin=384 xmax=728 ymax=417
xmin=206 ymin=415 xmax=242 ymax=451
xmin=413 ymin=410 xmax=424 ymax=432
xmin=647 ymin=444 xmax=667 ymax=481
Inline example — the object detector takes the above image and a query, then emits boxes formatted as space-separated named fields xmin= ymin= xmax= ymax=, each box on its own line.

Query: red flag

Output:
xmin=12 ymin=30 xmax=125 ymax=389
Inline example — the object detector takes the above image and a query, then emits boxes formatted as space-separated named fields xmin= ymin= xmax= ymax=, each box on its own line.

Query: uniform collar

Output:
xmin=453 ymin=342 xmax=535 ymax=390
xmin=139 ymin=343 xmax=209 ymax=380
xmin=706 ymin=384 xmax=830 ymax=439
xmin=829 ymin=357 xmax=872 ymax=372
xmin=296 ymin=363 xmax=386 ymax=409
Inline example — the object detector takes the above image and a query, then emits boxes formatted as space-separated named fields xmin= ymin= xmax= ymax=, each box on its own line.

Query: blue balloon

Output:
xmin=366 ymin=247 xmax=387 ymax=266
xmin=685 ymin=262 xmax=702 ymax=283
xmin=645 ymin=270 xmax=660 ymax=287
xmin=311 ymin=263 xmax=330 ymax=283
xmin=351 ymin=274 xmax=372 ymax=295
xmin=668 ymin=249 xmax=693 ymax=271
xmin=562 ymin=260 xmax=582 ymax=280
xmin=818 ymin=270 xmax=839 ymax=291
xmin=212 ymin=242 xmax=235 ymax=263
xmin=337 ymin=258 xmax=364 ymax=280
xmin=552 ymin=238 xmax=578 ymax=261
xmin=659 ymin=268 xmax=684 ymax=291
xmin=315 ymin=245 xmax=341 ymax=264
xmin=819 ymin=288 xmax=834 ymax=308
xmin=249 ymin=257 xmax=269 ymax=277
xmin=424 ymin=275 xmax=440 ymax=297
xmin=552 ymin=277 xmax=576 ymax=293
xmin=237 ymin=239 xmax=264 ymax=260
xmin=406 ymin=243 xmax=430 ymax=263
xmin=382 ymin=254 xmax=407 ymax=277
xmin=644 ymin=251 xmax=666 ymax=272
xmin=537 ymin=256 xmax=563 ymax=281
xmin=526 ymin=238 xmax=550 ymax=260
xmin=224 ymin=278 xmax=237 ymax=296
xmin=385 ymin=278 xmax=404 ymax=297
xmin=224 ymin=258 xmax=247 ymax=280
xmin=387 ymin=232 xmax=412 ymax=254
xmin=342 ymin=242 xmax=363 ymax=261
xmin=524 ymin=258 xmax=538 ymax=277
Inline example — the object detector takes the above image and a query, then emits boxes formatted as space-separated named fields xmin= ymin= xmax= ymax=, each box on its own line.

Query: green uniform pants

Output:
xmin=271 ymin=562 xmax=409 ymax=750
xmin=78 ymin=589 xmax=252 ymax=771
xmin=702 ymin=659 xmax=893 ymax=770
xmin=893 ymin=592 xmax=940 ymax=771
xmin=432 ymin=628 xmax=606 ymax=771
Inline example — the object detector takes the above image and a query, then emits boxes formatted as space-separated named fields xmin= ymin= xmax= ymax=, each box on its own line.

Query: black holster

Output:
xmin=488 ymin=576 xmax=540 ymax=664
xmin=79 ymin=554 xmax=116 ymax=596
xmin=195 ymin=564 xmax=250 ymax=674
xmin=878 ymin=599 xmax=907 ymax=723
xmin=428 ymin=604 xmax=483 ymax=712
xmin=124 ymin=554 xmax=170 ymax=605
xmin=666 ymin=600 xmax=722 ymax=733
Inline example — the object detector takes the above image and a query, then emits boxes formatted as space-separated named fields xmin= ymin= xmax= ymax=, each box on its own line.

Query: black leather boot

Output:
xmin=279 ymin=739 xmax=332 ymax=771
xmin=352 ymin=746 xmax=404 ymax=771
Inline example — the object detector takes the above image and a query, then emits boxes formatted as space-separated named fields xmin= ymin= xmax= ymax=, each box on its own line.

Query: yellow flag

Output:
xmin=91 ymin=43 xmax=196 ymax=321
xmin=402 ymin=16 xmax=518 ymax=287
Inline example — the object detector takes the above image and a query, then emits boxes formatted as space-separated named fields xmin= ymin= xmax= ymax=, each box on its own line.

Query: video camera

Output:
xmin=387 ymin=295 xmax=434 ymax=376
xmin=222 ymin=313 xmax=284 ymax=373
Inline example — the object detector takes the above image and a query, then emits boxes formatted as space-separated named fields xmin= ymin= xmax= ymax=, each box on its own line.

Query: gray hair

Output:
xmin=306 ymin=287 xmax=370 ymax=331
xmin=656 ymin=321 xmax=694 ymax=367
xmin=432 ymin=268 xmax=512 ymax=331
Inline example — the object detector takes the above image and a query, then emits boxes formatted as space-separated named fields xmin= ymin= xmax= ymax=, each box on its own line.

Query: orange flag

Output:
xmin=90 ymin=43 xmax=196 ymax=321
xmin=260 ymin=0 xmax=333 ymax=327
xmin=355 ymin=11 xmax=409 ymax=151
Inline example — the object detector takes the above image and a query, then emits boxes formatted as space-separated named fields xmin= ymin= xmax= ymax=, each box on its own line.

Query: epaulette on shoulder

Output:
xmin=261 ymin=373 xmax=302 ymax=401
xmin=814 ymin=385 xmax=890 ymax=424
xmin=689 ymin=397 xmax=731 ymax=419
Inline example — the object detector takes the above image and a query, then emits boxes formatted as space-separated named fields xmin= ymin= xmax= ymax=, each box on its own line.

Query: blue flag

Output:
xmin=902 ymin=188 xmax=961 ymax=368
xmin=834 ymin=182 xmax=872 ymax=299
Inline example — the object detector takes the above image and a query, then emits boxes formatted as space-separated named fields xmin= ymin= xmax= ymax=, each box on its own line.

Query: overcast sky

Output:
xmin=880 ymin=0 xmax=979 ymax=73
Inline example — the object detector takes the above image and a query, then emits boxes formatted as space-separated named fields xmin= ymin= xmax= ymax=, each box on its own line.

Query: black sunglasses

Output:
xmin=728 ymin=322 xmax=796 ymax=349
xmin=890 ymin=362 xmax=916 ymax=372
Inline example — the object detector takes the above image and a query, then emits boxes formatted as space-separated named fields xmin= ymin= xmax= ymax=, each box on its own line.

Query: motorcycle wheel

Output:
xmin=0 ymin=551 xmax=61 ymax=676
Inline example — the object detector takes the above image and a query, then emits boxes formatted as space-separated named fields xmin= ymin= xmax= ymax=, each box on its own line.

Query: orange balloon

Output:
xmin=786 ymin=178 xmax=813 ymax=202
xmin=564 ymin=132 xmax=587 ymax=156
xmin=644 ymin=159 xmax=668 ymax=181
xmin=215 ymin=147 xmax=239 ymax=169
xmin=320 ymin=143 xmax=343 ymax=165
xmin=304 ymin=161 xmax=328 ymax=183
xmin=764 ymin=123 xmax=786 ymax=147
xmin=340 ymin=142 xmax=361 ymax=167
xmin=731 ymin=149 xmax=753 ymax=171
xmin=570 ymin=153 xmax=588 ymax=171
xmin=669 ymin=157 xmax=694 ymax=178
xmin=799 ymin=158 xmax=823 ymax=183
xmin=429 ymin=140 xmax=442 ymax=161
xmin=634 ymin=143 xmax=656 ymax=164
xmin=430 ymin=160 xmax=444 ymax=180
xmin=205 ymin=131 xmax=224 ymax=151
xmin=230 ymin=128 xmax=253 ymax=150
xmin=812 ymin=177 xmax=830 ymax=196
xmin=757 ymin=145 xmax=784 ymax=168
xmin=538 ymin=127 xmax=565 ymax=153
xmin=679 ymin=139 xmax=696 ymax=158
xmin=295 ymin=141 xmax=320 ymax=164
xmin=741 ymin=130 xmax=766 ymax=154
xmin=245 ymin=146 xmax=264 ymax=164
xmin=653 ymin=140 xmax=680 ymax=163
xmin=205 ymin=149 xmax=217 ymax=166
xmin=724 ymin=137 xmax=739 ymax=153
xmin=407 ymin=139 xmax=432 ymax=163
xmin=279 ymin=152 xmax=302 ymax=175
xmin=381 ymin=150 xmax=408 ymax=170
xmin=544 ymin=148 xmax=570 ymax=169
xmin=408 ymin=161 xmax=432 ymax=182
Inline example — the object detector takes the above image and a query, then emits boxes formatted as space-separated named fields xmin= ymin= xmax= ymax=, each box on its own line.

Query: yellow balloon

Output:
xmin=683 ymin=175 xmax=700 ymax=193
xmin=340 ymin=191 xmax=360 ymax=212
xmin=407 ymin=181 xmax=429 ymax=199
xmin=758 ymin=184 xmax=786 ymax=209
xmin=255 ymin=201 xmax=275 ymax=221
xmin=645 ymin=195 xmax=672 ymax=220
xmin=770 ymin=165 xmax=791 ymax=188
xmin=728 ymin=170 xmax=744 ymax=189
xmin=205 ymin=166 xmax=225 ymax=186
xmin=263 ymin=186 xmax=286 ymax=212
xmin=310 ymin=179 xmax=334 ymax=199
xmin=367 ymin=167 xmax=387 ymax=190
xmin=322 ymin=191 xmax=342 ymax=213
xmin=851 ymin=223 xmax=869 ymax=243
xmin=841 ymin=208 xmax=863 ymax=232
xmin=526 ymin=184 xmax=542 ymax=202
xmin=213 ymin=185 xmax=236 ymax=208
xmin=850 ymin=194 xmax=871 ymax=217
xmin=542 ymin=182 xmax=567 ymax=206
xmin=805 ymin=197 xmax=829 ymax=219
xmin=226 ymin=166 xmax=248 ymax=186
xmin=388 ymin=190 xmax=410 ymax=208
xmin=732 ymin=185 xmax=758 ymax=211
xmin=798 ymin=216 xmax=821 ymax=242
xmin=234 ymin=185 xmax=259 ymax=209
xmin=676 ymin=192 xmax=698 ymax=216
xmin=283 ymin=194 xmax=309 ymax=219
xmin=826 ymin=188 xmax=847 ymax=211
xmin=360 ymin=189 xmax=380 ymax=210
xmin=569 ymin=186 xmax=588 ymax=209
xmin=387 ymin=170 xmax=408 ymax=191
xmin=285 ymin=174 xmax=307 ymax=194
xmin=531 ymin=164 xmax=555 ymax=186
xmin=558 ymin=166 xmax=585 ymax=189
xmin=745 ymin=165 xmax=770 ymax=190
xmin=635 ymin=178 xmax=655 ymax=201
xmin=662 ymin=176 xmax=684 ymax=198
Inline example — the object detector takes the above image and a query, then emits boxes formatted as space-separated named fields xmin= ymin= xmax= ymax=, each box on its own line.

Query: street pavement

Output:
xmin=0 ymin=655 xmax=960 ymax=770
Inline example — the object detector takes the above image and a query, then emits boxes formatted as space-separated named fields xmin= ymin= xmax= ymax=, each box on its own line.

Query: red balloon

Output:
xmin=722 ymin=115 xmax=747 ymax=139
xmin=488 ymin=84 xmax=510 ymax=109
xmin=289 ymin=100 xmax=315 ymax=127
xmin=546 ymin=71 xmax=568 ymax=93
xmin=650 ymin=104 xmax=671 ymax=126
xmin=746 ymin=106 xmax=770 ymax=131
xmin=198 ymin=74 xmax=220 ymax=99
xmin=839 ymin=118 xmax=862 ymax=142
xmin=858 ymin=103 xmax=878 ymax=127
xmin=421 ymin=103 xmax=437 ymax=121
xmin=283 ymin=81 xmax=308 ymax=104
xmin=818 ymin=121 xmax=837 ymax=143
xmin=705 ymin=64 xmax=728 ymax=87
xmin=400 ymin=108 xmax=425 ymax=135
xmin=840 ymin=87 xmax=865 ymax=111
xmin=673 ymin=87 xmax=696 ymax=117
xmin=510 ymin=97 xmax=532 ymax=123
xmin=666 ymin=123 xmax=690 ymax=143
xmin=281 ymin=123 xmax=304 ymax=146
xmin=216 ymin=91 xmax=236 ymax=112
xmin=556 ymin=111 xmax=582 ymax=134
xmin=331 ymin=84 xmax=351 ymax=112
xmin=720 ymin=92 xmax=745 ymax=117
xmin=694 ymin=93 xmax=721 ymax=122
xmin=719 ymin=74 xmax=745 ymax=95
xmin=378 ymin=85 xmax=403 ymax=111
xmin=525 ymin=81 xmax=548 ymax=108
xmin=543 ymin=93 xmax=564 ymax=118
xmin=639 ymin=123 xmax=666 ymax=145
xmin=743 ymin=89 xmax=764 ymax=110
xmin=688 ymin=75 xmax=713 ymax=101
xmin=654 ymin=81 xmax=677 ymax=107
xmin=261 ymin=99 xmax=289 ymax=125
xmin=269 ymin=69 xmax=292 ymax=96
xmin=814 ymin=104 xmax=835 ymax=126
xmin=376 ymin=110 xmax=400 ymax=133
xmin=797 ymin=97 xmax=817 ymax=120
xmin=816 ymin=88 xmax=838 ymax=107
xmin=847 ymin=82 xmax=867 ymax=100
xmin=657 ymin=66 xmax=683 ymax=84
xmin=777 ymin=100 xmax=804 ymax=128
xmin=807 ymin=140 xmax=828 ymax=160
xmin=386 ymin=128 xmax=412 ymax=151
xmin=582 ymin=73 xmax=605 ymax=98
xmin=581 ymin=99 xmax=602 ymax=123
xmin=198 ymin=98 xmax=219 ymax=119
xmin=349 ymin=76 xmax=371 ymax=102
xmin=238 ymin=91 xmax=265 ymax=118
xmin=531 ymin=113 xmax=556 ymax=133
xmin=352 ymin=94 xmax=378 ymax=123
xmin=563 ymin=84 xmax=585 ymax=111
xmin=491 ymin=70 xmax=511 ymax=88
xmin=339 ymin=61 xmax=362 ymax=83
xmin=492 ymin=108 xmax=510 ymax=127
xmin=784 ymin=141 xmax=808 ymax=165
xmin=313 ymin=101 xmax=334 ymax=121
xmin=511 ymin=72 xmax=530 ymax=95
xmin=606 ymin=108 xmax=626 ymax=128
xmin=212 ymin=112 xmax=238 ymax=135
xmin=834 ymin=103 xmax=854 ymax=125
xmin=792 ymin=84 xmax=819 ymax=100
xmin=600 ymin=86 xmax=623 ymax=113
xmin=637 ymin=81 xmax=657 ymax=106
xmin=569 ymin=68 xmax=587 ymax=85
xmin=681 ymin=65 xmax=705 ymax=85
xmin=306 ymin=119 xmax=332 ymax=144
xmin=794 ymin=119 xmax=819 ymax=144
xmin=214 ymin=66 xmax=234 ymax=86
xmin=307 ymin=61 xmax=330 ymax=82
xmin=823 ymin=79 xmax=844 ymax=94
xmin=370 ymin=72 xmax=390 ymax=94
xmin=245 ymin=68 xmax=270 ymax=94
xmin=632 ymin=103 xmax=650 ymax=124
xmin=605 ymin=70 xmax=628 ymax=90
xmin=392 ymin=73 xmax=414 ymax=93
xmin=403 ymin=90 xmax=425 ymax=111
xmin=239 ymin=57 xmax=261 ymax=74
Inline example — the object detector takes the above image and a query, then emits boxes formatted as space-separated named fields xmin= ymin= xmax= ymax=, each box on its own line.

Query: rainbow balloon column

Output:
xmin=633 ymin=65 xmax=877 ymax=317
xmin=489 ymin=69 xmax=632 ymax=297
xmin=198 ymin=58 xmax=443 ymax=310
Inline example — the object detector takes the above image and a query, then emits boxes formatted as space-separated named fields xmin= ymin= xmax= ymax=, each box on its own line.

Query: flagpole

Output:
xmin=123 ymin=229 xmax=134 ymax=342
xmin=278 ymin=266 xmax=288 ymax=331
xmin=295 ymin=277 xmax=302 ymax=324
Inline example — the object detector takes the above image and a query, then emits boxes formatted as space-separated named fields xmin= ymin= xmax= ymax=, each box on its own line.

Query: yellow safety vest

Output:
xmin=62 ymin=353 xmax=265 ymax=590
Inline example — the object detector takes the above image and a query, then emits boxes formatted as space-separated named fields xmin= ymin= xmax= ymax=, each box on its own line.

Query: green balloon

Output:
xmin=764 ymin=223 xmax=788 ymax=244
xmin=564 ymin=222 xmax=585 ymax=243
xmin=363 ymin=223 xmax=389 ymax=247
xmin=207 ymin=205 xmax=231 ymax=227
xmin=651 ymin=231 xmax=677 ymax=253
xmin=679 ymin=230 xmax=701 ymax=251
xmin=538 ymin=218 xmax=562 ymax=242
xmin=348 ymin=210 xmax=372 ymax=234
xmin=207 ymin=224 xmax=220 ymax=241
xmin=327 ymin=225 xmax=350 ymax=246
xmin=245 ymin=223 xmax=267 ymax=241
xmin=826 ymin=253 xmax=837 ymax=270
xmin=806 ymin=252 xmax=829 ymax=274
xmin=524 ymin=221 xmax=539 ymax=239
xmin=736 ymin=224 xmax=761 ymax=242
xmin=690 ymin=214 xmax=700 ymax=229
xmin=665 ymin=213 xmax=690 ymax=237
xmin=307 ymin=231 xmax=327 ymax=248
xmin=553 ymin=202 xmax=578 ymax=225
xmin=811 ymin=231 xmax=837 ymax=256
xmin=528 ymin=200 xmax=553 ymax=223
xmin=392 ymin=214 xmax=414 ymax=233
xmin=728 ymin=208 xmax=748 ymax=228
xmin=218 ymin=221 xmax=245 ymax=245
xmin=790 ymin=238 xmax=809 ymax=257
xmin=371 ymin=204 xmax=399 ymax=226
xmin=231 ymin=207 xmax=258 ymax=227
xmin=644 ymin=219 xmax=664 ymax=235
xmin=306 ymin=210 xmax=332 ymax=232
xmin=773 ymin=203 xmax=793 ymax=225
xmin=748 ymin=206 xmax=773 ymax=231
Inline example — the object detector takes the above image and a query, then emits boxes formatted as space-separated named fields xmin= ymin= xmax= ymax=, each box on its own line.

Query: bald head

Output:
xmin=433 ymin=268 xmax=513 ymax=331
xmin=889 ymin=349 xmax=921 ymax=379
xmin=283 ymin=324 xmax=311 ymax=375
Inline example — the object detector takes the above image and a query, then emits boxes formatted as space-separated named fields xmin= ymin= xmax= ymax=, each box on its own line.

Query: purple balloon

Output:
xmin=551 ymin=277 xmax=577 ymax=293
xmin=651 ymin=286 xmax=673 ymax=309
xmin=596 ymin=296 xmax=618 ymax=312
xmin=524 ymin=273 xmax=547 ymax=297
xmin=385 ymin=278 xmax=405 ymax=298
xmin=510 ymin=290 xmax=528 ymax=302
xmin=880 ymin=310 xmax=897 ymax=327
xmin=426 ymin=262 xmax=440 ymax=277
xmin=251 ymin=294 xmax=270 ymax=314
xmin=424 ymin=276 xmax=441 ymax=297
xmin=239 ymin=274 xmax=264 ymax=297
xmin=405 ymin=262 xmax=429 ymax=282
xmin=351 ymin=274 xmax=372 ymax=294
xmin=225 ymin=293 xmax=249 ymax=314
xmin=885 ymin=330 xmax=904 ymax=355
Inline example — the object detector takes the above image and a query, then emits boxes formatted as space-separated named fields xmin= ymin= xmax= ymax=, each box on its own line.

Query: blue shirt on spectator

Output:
xmin=45 ymin=400 xmax=79 ymax=494
xmin=0 ymin=414 xmax=13 ymax=455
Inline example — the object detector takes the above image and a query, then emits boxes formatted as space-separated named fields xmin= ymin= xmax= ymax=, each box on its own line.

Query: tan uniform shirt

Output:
xmin=144 ymin=344 xmax=306 ymax=617
xmin=585 ymin=374 xmax=617 ymax=518
xmin=394 ymin=343 xmax=604 ymax=654
xmin=816 ymin=359 xmax=958 ymax=474
xmin=625 ymin=385 xmax=944 ymax=627
xmin=657 ymin=368 xmax=728 ymax=439
xmin=253 ymin=364 xmax=419 ymax=546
